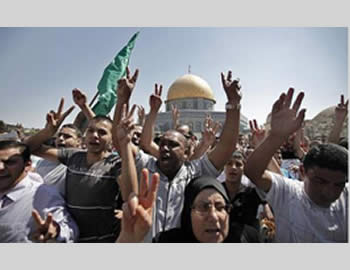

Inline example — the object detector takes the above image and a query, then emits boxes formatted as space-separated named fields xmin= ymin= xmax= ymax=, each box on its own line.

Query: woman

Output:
xmin=116 ymin=169 xmax=260 ymax=243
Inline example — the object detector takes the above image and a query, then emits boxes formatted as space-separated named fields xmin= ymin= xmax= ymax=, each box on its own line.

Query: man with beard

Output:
xmin=114 ymin=69 xmax=242 ymax=241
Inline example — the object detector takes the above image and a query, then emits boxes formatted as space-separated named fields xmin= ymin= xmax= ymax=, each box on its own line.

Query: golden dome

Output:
xmin=166 ymin=74 xmax=215 ymax=102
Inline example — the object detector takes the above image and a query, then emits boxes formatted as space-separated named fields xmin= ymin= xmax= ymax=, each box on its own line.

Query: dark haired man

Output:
xmin=35 ymin=123 xmax=82 ymax=195
xmin=245 ymin=88 xmax=348 ymax=242
xmin=25 ymin=97 xmax=137 ymax=242
xmin=0 ymin=140 xmax=78 ymax=242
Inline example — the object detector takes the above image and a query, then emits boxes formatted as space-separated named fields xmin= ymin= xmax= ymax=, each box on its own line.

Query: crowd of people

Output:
xmin=0 ymin=67 xmax=348 ymax=243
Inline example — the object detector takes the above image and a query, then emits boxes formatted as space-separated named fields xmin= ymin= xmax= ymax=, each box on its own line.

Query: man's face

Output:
xmin=157 ymin=131 xmax=187 ymax=177
xmin=0 ymin=147 xmax=30 ymax=193
xmin=131 ymin=126 xmax=142 ymax=146
xmin=85 ymin=120 xmax=112 ymax=154
xmin=304 ymin=166 xmax=347 ymax=208
xmin=224 ymin=157 xmax=244 ymax=183
xmin=55 ymin=127 xmax=81 ymax=148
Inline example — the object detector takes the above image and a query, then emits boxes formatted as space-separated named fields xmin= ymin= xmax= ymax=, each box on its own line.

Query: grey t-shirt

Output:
xmin=58 ymin=148 xmax=122 ymax=242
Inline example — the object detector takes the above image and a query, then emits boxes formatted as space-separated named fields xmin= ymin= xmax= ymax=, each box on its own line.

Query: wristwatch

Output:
xmin=225 ymin=102 xmax=241 ymax=110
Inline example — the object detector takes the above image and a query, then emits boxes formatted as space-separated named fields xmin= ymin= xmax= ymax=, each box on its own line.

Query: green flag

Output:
xmin=92 ymin=31 xmax=139 ymax=116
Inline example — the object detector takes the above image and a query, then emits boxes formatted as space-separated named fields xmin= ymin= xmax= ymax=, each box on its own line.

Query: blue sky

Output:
xmin=0 ymin=27 xmax=347 ymax=128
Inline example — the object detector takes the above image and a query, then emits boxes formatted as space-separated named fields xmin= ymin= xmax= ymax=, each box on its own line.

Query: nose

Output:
xmin=206 ymin=206 xmax=219 ymax=221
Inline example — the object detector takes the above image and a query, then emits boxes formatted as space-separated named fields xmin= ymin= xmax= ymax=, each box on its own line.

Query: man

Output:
xmin=25 ymin=97 xmax=137 ymax=242
xmin=245 ymin=88 xmax=348 ymax=242
xmin=115 ymin=69 xmax=242 ymax=240
xmin=0 ymin=140 xmax=78 ymax=242
xmin=35 ymin=123 xmax=82 ymax=196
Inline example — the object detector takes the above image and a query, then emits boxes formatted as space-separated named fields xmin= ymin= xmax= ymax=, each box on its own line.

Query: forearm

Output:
xmin=24 ymin=127 xmax=56 ymax=153
xmin=208 ymin=108 xmax=239 ymax=170
xmin=328 ymin=119 xmax=345 ymax=144
xmin=190 ymin=140 xmax=211 ymax=161
xmin=119 ymin=143 xmax=139 ymax=201
xmin=245 ymin=134 xmax=285 ymax=187
xmin=79 ymin=103 xmax=95 ymax=122
xmin=112 ymin=98 xmax=129 ymax=150
xmin=140 ymin=111 xmax=159 ymax=158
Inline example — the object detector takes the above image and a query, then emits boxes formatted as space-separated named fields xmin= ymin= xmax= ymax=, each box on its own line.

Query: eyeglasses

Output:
xmin=191 ymin=202 xmax=232 ymax=216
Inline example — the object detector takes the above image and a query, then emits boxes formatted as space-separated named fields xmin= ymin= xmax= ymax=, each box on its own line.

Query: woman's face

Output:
xmin=191 ymin=188 xmax=229 ymax=243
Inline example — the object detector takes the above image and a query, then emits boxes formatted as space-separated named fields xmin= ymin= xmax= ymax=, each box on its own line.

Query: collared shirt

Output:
xmin=136 ymin=150 xmax=221 ymax=241
xmin=0 ymin=174 xmax=79 ymax=243
xmin=263 ymin=171 xmax=348 ymax=243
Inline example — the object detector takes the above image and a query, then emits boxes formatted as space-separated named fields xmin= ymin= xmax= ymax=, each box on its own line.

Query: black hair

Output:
xmin=91 ymin=115 xmax=113 ymax=126
xmin=303 ymin=143 xmax=348 ymax=174
xmin=0 ymin=140 xmax=31 ymax=163
xmin=61 ymin=123 xmax=83 ymax=138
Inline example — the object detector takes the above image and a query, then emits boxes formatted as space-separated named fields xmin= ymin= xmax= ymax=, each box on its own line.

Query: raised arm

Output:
xmin=244 ymin=88 xmax=306 ymax=192
xmin=171 ymin=104 xmax=180 ymax=129
xmin=112 ymin=67 xmax=139 ymax=152
xmin=190 ymin=115 xmax=220 ymax=161
xmin=137 ymin=105 xmax=146 ymax=126
xmin=328 ymin=94 xmax=348 ymax=144
xmin=115 ymin=104 xmax=139 ymax=201
xmin=72 ymin=88 xmax=96 ymax=121
xmin=139 ymin=84 xmax=163 ymax=158
xmin=293 ymin=124 xmax=307 ymax=160
xmin=207 ymin=71 xmax=241 ymax=170
xmin=24 ymin=98 xmax=75 ymax=162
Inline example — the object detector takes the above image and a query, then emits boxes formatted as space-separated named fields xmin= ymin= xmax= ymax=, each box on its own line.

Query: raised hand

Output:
xmin=46 ymin=98 xmax=75 ymax=131
xmin=249 ymin=119 xmax=266 ymax=147
xmin=171 ymin=104 xmax=180 ymax=127
xmin=137 ymin=105 xmax=145 ymax=125
xmin=270 ymin=88 xmax=306 ymax=140
xmin=117 ymin=67 xmax=139 ymax=102
xmin=31 ymin=209 xmax=60 ymax=242
xmin=116 ymin=104 xmax=137 ymax=145
xmin=72 ymin=88 xmax=88 ymax=108
xmin=117 ymin=169 xmax=160 ymax=243
xmin=202 ymin=114 xmax=221 ymax=146
xmin=335 ymin=94 xmax=348 ymax=122
xmin=149 ymin=83 xmax=163 ymax=113
xmin=221 ymin=70 xmax=242 ymax=104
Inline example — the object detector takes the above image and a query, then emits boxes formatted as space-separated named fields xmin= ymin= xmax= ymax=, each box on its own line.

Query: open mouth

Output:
xmin=205 ymin=228 xmax=221 ymax=234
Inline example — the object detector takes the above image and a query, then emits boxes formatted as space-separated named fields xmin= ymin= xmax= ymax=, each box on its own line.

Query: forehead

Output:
xmin=161 ymin=131 xmax=185 ymax=144
xmin=88 ymin=120 xmax=112 ymax=131
xmin=227 ymin=156 xmax=244 ymax=164
xmin=59 ymin=127 xmax=78 ymax=136
xmin=0 ymin=147 xmax=22 ymax=159
xmin=307 ymin=166 xmax=347 ymax=184
xmin=194 ymin=188 xmax=225 ymax=203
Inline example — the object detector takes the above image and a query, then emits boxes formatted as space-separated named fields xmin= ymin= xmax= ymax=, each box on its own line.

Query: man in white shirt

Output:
xmin=244 ymin=88 xmax=348 ymax=242
xmin=0 ymin=140 xmax=78 ymax=242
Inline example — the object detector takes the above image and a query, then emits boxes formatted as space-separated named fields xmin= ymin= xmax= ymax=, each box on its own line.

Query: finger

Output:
xmin=139 ymin=168 xmax=148 ymax=197
xmin=62 ymin=105 xmax=75 ymax=119
xmin=154 ymin=83 xmax=158 ymax=95
xmin=340 ymin=94 xmax=344 ymax=105
xmin=32 ymin=209 xmax=44 ymax=226
xmin=128 ymin=104 xmax=137 ymax=119
xmin=345 ymin=99 xmax=349 ymax=107
xmin=296 ymin=109 xmax=306 ymax=128
xmin=283 ymin=87 xmax=294 ymax=108
xmin=227 ymin=70 xmax=232 ymax=82
xmin=292 ymin=92 xmax=305 ymax=112
xmin=159 ymin=84 xmax=163 ymax=96
xmin=121 ymin=104 xmax=127 ymax=120
xmin=126 ymin=66 xmax=130 ymax=79
xmin=127 ymin=192 xmax=139 ymax=217
xmin=253 ymin=119 xmax=258 ymax=130
xmin=132 ymin=68 xmax=139 ymax=83
xmin=221 ymin=72 xmax=225 ymax=87
xmin=43 ymin=212 xmax=53 ymax=229
xmin=272 ymin=93 xmax=285 ymax=113
xmin=57 ymin=98 xmax=64 ymax=115
xmin=122 ymin=201 xmax=132 ymax=221
xmin=249 ymin=120 xmax=254 ymax=131
xmin=145 ymin=173 xmax=160 ymax=208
